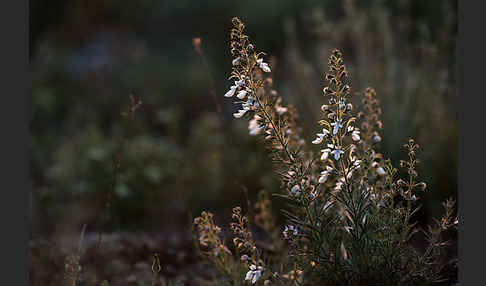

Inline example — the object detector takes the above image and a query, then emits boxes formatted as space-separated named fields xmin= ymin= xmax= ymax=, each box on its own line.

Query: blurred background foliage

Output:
xmin=30 ymin=0 xmax=457 ymax=239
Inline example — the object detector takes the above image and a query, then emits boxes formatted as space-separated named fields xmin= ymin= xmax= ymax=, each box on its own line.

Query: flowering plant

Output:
xmin=194 ymin=17 xmax=457 ymax=286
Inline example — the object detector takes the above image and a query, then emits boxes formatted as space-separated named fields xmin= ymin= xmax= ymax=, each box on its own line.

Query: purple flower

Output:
xmin=283 ymin=225 xmax=298 ymax=239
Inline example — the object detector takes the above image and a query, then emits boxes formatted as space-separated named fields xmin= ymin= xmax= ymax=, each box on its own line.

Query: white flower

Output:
xmin=335 ymin=182 xmax=343 ymax=191
xmin=248 ymin=96 xmax=260 ymax=109
xmin=318 ymin=166 xmax=333 ymax=183
xmin=373 ymin=134 xmax=382 ymax=143
xmin=232 ymin=56 xmax=241 ymax=66
xmin=257 ymin=58 xmax=271 ymax=72
xmin=312 ymin=129 xmax=330 ymax=144
xmin=321 ymin=104 xmax=329 ymax=112
xmin=248 ymin=115 xmax=263 ymax=135
xmin=235 ymin=78 xmax=246 ymax=86
xmin=376 ymin=167 xmax=386 ymax=176
xmin=224 ymin=85 xmax=237 ymax=97
xmin=237 ymin=89 xmax=248 ymax=99
xmin=331 ymin=146 xmax=344 ymax=161
xmin=320 ymin=148 xmax=331 ymax=160
xmin=233 ymin=109 xmax=248 ymax=118
xmin=335 ymin=177 xmax=345 ymax=191
xmin=312 ymin=134 xmax=324 ymax=144
xmin=352 ymin=130 xmax=360 ymax=141
xmin=346 ymin=103 xmax=353 ymax=111
xmin=346 ymin=169 xmax=354 ymax=180
xmin=290 ymin=185 xmax=301 ymax=196
xmin=318 ymin=173 xmax=328 ymax=184
xmin=225 ymin=78 xmax=246 ymax=98
xmin=331 ymin=119 xmax=343 ymax=135
xmin=245 ymin=265 xmax=263 ymax=284
xmin=242 ymin=97 xmax=257 ymax=111
xmin=249 ymin=125 xmax=263 ymax=135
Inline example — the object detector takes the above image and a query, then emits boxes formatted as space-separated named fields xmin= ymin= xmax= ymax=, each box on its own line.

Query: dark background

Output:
xmin=29 ymin=0 xmax=457 ymax=284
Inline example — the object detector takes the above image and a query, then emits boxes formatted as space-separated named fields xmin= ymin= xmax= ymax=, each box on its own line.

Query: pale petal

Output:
xmin=321 ymin=149 xmax=330 ymax=160
xmin=252 ymin=271 xmax=261 ymax=284
xmin=224 ymin=86 xmax=236 ymax=97
xmin=331 ymin=149 xmax=343 ymax=161
xmin=318 ymin=174 xmax=328 ymax=183
xmin=346 ymin=170 xmax=353 ymax=179
xmin=235 ymin=79 xmax=245 ymax=86
xmin=312 ymin=134 xmax=324 ymax=144
xmin=376 ymin=167 xmax=386 ymax=176
xmin=260 ymin=63 xmax=271 ymax=72
xmin=245 ymin=271 xmax=253 ymax=281
xmin=236 ymin=90 xmax=247 ymax=99
xmin=233 ymin=109 xmax=247 ymax=118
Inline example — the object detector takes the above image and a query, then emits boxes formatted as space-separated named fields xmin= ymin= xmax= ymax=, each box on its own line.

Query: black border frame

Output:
xmin=1 ymin=0 xmax=29 ymax=285
xmin=457 ymin=1 xmax=483 ymax=285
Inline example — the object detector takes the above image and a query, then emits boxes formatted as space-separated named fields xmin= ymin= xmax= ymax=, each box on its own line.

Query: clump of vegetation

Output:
xmin=193 ymin=17 xmax=457 ymax=286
